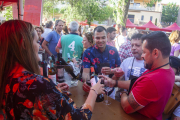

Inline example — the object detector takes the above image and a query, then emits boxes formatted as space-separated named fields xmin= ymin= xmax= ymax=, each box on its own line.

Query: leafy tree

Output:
xmin=144 ymin=0 xmax=162 ymax=8
xmin=161 ymin=2 xmax=179 ymax=25
xmin=3 ymin=6 xmax=13 ymax=20
xmin=111 ymin=0 xmax=130 ymax=27
xmin=43 ymin=0 xmax=61 ymax=19
xmin=60 ymin=0 xmax=112 ymax=26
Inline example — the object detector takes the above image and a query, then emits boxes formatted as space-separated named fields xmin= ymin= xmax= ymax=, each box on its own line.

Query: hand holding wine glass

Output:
xmin=113 ymin=68 xmax=124 ymax=78
xmin=57 ymin=83 xmax=69 ymax=91
xmin=101 ymin=67 xmax=112 ymax=75
xmin=98 ymin=75 xmax=116 ymax=88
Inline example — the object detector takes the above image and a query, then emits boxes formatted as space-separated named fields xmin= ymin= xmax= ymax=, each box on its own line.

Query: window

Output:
xmin=150 ymin=16 xmax=153 ymax=21
xmin=133 ymin=3 xmax=140 ymax=7
xmin=141 ymin=15 xmax=144 ymax=21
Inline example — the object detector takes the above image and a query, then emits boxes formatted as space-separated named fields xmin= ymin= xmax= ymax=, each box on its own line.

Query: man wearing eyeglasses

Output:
xmin=82 ymin=26 xmax=121 ymax=99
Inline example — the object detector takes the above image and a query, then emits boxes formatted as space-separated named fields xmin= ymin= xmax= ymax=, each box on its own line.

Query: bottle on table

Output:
xmin=39 ymin=52 xmax=48 ymax=77
xmin=48 ymin=56 xmax=56 ymax=84
xmin=90 ymin=66 xmax=104 ymax=102
xmin=56 ymin=53 xmax=65 ymax=83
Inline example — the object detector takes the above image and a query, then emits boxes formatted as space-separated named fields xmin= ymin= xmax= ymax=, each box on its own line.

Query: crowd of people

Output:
xmin=0 ymin=19 xmax=180 ymax=120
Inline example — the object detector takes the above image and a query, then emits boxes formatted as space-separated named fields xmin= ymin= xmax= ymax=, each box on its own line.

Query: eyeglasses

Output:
xmin=36 ymin=30 xmax=42 ymax=33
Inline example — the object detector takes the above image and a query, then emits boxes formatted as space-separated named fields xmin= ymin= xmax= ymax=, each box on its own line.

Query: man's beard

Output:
xmin=144 ymin=62 xmax=153 ymax=70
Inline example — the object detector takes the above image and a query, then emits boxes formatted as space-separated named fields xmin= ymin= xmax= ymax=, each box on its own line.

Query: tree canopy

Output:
xmin=60 ymin=0 xmax=113 ymax=26
xmin=161 ymin=2 xmax=179 ymax=25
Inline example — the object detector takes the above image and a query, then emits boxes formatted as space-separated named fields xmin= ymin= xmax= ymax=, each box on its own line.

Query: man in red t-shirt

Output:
xmin=100 ymin=31 xmax=175 ymax=120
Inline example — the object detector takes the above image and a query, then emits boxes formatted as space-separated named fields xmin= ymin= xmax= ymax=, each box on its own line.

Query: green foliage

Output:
xmin=4 ymin=6 xmax=13 ymax=20
xmin=43 ymin=0 xmax=60 ymax=18
xmin=161 ymin=2 xmax=179 ymax=25
xmin=110 ymin=0 xmax=130 ymax=27
xmin=60 ymin=0 xmax=112 ymax=26
xmin=144 ymin=0 xmax=161 ymax=8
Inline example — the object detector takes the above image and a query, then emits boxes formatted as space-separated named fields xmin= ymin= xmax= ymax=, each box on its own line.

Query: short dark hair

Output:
xmin=141 ymin=31 xmax=171 ymax=58
xmin=107 ymin=27 xmax=116 ymax=33
xmin=55 ymin=20 xmax=64 ymax=27
xmin=45 ymin=21 xmax=53 ymax=28
xmin=131 ymin=33 xmax=143 ymax=42
xmin=94 ymin=26 xmax=107 ymax=34
xmin=169 ymin=56 xmax=180 ymax=74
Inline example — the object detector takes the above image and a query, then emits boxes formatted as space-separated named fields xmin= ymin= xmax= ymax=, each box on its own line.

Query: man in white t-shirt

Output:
xmin=115 ymin=27 xmax=127 ymax=51
xmin=41 ymin=21 xmax=53 ymax=39
xmin=115 ymin=33 xmax=146 ymax=101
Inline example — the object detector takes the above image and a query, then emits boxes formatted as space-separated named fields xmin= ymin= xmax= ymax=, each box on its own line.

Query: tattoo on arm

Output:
xmin=127 ymin=93 xmax=140 ymax=110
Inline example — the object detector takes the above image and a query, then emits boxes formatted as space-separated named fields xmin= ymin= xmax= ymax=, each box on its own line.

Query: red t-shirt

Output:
xmin=131 ymin=68 xmax=175 ymax=120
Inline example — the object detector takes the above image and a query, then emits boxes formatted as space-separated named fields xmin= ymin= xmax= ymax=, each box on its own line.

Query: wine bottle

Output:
xmin=48 ymin=57 xmax=56 ymax=84
xmin=39 ymin=53 xmax=48 ymax=77
xmin=56 ymin=53 xmax=79 ymax=80
xmin=56 ymin=53 xmax=65 ymax=83
xmin=90 ymin=66 xmax=104 ymax=102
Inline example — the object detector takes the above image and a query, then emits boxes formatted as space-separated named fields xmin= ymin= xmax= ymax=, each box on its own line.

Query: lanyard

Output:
xmin=141 ymin=62 xmax=169 ymax=77
xmin=129 ymin=57 xmax=135 ymax=77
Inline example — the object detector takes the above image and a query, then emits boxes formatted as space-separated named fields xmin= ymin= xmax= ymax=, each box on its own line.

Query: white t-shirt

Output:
xmin=120 ymin=57 xmax=146 ymax=81
xmin=115 ymin=35 xmax=127 ymax=51
xmin=41 ymin=28 xmax=52 ymax=39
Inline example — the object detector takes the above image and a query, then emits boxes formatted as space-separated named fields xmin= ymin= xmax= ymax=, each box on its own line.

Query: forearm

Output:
xmin=42 ymin=45 xmax=52 ymax=56
xmin=174 ymin=50 xmax=179 ymax=57
xmin=84 ymin=90 xmax=97 ymax=112
xmin=121 ymin=93 xmax=131 ymax=114
xmin=117 ymin=80 xmax=130 ymax=90
xmin=82 ymin=68 xmax=90 ymax=82
xmin=175 ymin=76 xmax=180 ymax=82
xmin=55 ymin=46 xmax=60 ymax=53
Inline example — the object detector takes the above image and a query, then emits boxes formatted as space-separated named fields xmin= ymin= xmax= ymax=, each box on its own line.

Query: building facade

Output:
xmin=128 ymin=0 xmax=162 ymax=26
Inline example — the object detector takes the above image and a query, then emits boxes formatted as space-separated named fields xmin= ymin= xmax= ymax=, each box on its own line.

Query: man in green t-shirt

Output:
xmin=55 ymin=21 xmax=83 ymax=61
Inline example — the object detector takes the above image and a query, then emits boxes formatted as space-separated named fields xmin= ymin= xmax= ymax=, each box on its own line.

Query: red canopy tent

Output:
xmin=126 ymin=19 xmax=137 ymax=28
xmin=161 ymin=23 xmax=180 ymax=32
xmin=0 ymin=0 xmax=18 ymax=7
xmin=136 ymin=21 xmax=161 ymax=31
xmin=79 ymin=20 xmax=88 ymax=26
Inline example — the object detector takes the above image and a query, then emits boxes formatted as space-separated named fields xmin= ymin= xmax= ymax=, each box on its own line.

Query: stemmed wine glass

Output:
xmin=103 ymin=84 xmax=111 ymax=105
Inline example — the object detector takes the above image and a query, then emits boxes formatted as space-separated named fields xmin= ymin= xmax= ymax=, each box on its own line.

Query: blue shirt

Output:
xmin=45 ymin=31 xmax=62 ymax=57
xmin=82 ymin=45 xmax=121 ymax=74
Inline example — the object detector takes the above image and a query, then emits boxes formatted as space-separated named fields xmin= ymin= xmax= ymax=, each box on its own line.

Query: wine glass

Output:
xmin=103 ymin=85 xmax=111 ymax=105
xmin=102 ymin=74 xmax=111 ymax=105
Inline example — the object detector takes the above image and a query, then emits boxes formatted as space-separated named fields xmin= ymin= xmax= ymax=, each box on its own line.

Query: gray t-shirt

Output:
xmin=120 ymin=57 xmax=146 ymax=81
xmin=115 ymin=57 xmax=146 ymax=101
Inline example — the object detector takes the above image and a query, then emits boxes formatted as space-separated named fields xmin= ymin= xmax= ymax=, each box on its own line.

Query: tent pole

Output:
xmin=17 ymin=0 xmax=20 ymax=20
xmin=19 ymin=0 xmax=23 ymax=20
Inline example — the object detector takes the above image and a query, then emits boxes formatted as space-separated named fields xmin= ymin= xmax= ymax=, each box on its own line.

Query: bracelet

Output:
xmin=114 ymin=80 xmax=118 ymax=87
xmin=90 ymin=89 xmax=98 ymax=95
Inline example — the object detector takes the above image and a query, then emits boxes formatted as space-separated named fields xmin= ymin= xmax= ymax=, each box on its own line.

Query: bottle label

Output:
xmin=48 ymin=74 xmax=56 ymax=84
xmin=57 ymin=68 xmax=64 ymax=77
xmin=91 ymin=77 xmax=99 ymax=86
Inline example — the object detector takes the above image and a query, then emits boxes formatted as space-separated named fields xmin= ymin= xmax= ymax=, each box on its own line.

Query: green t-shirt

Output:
xmin=61 ymin=33 xmax=83 ymax=61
